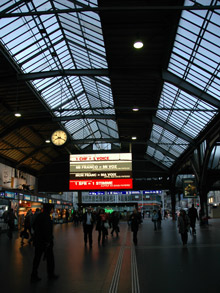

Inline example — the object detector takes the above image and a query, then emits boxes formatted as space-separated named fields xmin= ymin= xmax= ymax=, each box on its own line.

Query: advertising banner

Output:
xmin=183 ymin=178 xmax=197 ymax=198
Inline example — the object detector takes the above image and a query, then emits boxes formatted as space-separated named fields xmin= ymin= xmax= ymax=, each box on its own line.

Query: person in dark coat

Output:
xmin=82 ymin=208 xmax=95 ymax=248
xmin=188 ymin=204 xmax=199 ymax=234
xmin=110 ymin=211 xmax=120 ymax=237
xmin=178 ymin=209 xmax=190 ymax=246
xmin=157 ymin=209 xmax=162 ymax=230
xmin=6 ymin=208 xmax=17 ymax=239
xmin=129 ymin=209 xmax=141 ymax=245
xmin=31 ymin=204 xmax=58 ymax=282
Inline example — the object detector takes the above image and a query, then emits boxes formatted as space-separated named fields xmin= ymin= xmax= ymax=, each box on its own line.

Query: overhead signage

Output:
xmin=69 ymin=178 xmax=133 ymax=190
xmin=89 ymin=191 xmax=105 ymax=195
xmin=70 ymin=162 xmax=132 ymax=172
xmin=70 ymin=171 xmax=132 ymax=179
xmin=143 ymin=190 xmax=162 ymax=194
xmin=69 ymin=153 xmax=133 ymax=190
xmin=70 ymin=153 xmax=132 ymax=162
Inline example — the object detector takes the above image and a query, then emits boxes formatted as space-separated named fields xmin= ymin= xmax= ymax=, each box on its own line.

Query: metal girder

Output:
xmin=53 ymin=114 xmax=115 ymax=122
xmin=162 ymin=70 xmax=220 ymax=109
xmin=1 ymin=5 xmax=220 ymax=18
xmin=152 ymin=116 xmax=194 ymax=144
xmin=147 ymin=140 xmax=177 ymax=160
xmin=17 ymin=69 xmax=109 ymax=80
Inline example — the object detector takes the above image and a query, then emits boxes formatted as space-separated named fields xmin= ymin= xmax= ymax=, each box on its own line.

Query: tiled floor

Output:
xmin=0 ymin=218 xmax=220 ymax=293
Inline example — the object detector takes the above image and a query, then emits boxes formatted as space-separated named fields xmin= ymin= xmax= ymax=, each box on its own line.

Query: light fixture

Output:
xmin=14 ymin=112 xmax=21 ymax=117
xmin=45 ymin=139 xmax=50 ymax=143
xmin=133 ymin=40 xmax=144 ymax=49
xmin=132 ymin=136 xmax=137 ymax=140
xmin=132 ymin=107 xmax=139 ymax=112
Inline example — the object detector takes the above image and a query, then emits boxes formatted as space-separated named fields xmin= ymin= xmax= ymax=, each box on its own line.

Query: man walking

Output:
xmin=188 ymin=204 xmax=199 ymax=234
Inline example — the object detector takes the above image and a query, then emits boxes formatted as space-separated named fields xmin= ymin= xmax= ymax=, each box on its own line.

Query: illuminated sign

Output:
xmin=0 ymin=192 xmax=4 ymax=198
xmin=183 ymin=178 xmax=197 ymax=198
xmin=24 ymin=195 xmax=31 ymax=201
xmin=143 ymin=190 xmax=162 ymax=194
xmin=70 ymin=171 xmax=132 ymax=179
xmin=38 ymin=197 xmax=44 ymax=202
xmin=89 ymin=191 xmax=105 ymax=195
xmin=4 ymin=191 xmax=15 ymax=199
xmin=69 ymin=179 xmax=133 ymax=190
xmin=69 ymin=153 xmax=132 ymax=190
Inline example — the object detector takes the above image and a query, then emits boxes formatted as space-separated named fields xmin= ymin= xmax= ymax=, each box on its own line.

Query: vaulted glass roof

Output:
xmin=0 ymin=0 xmax=118 ymax=150
xmin=147 ymin=0 xmax=220 ymax=167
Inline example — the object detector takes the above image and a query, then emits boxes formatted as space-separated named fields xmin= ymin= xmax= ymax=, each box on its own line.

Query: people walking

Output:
xmin=82 ymin=208 xmax=95 ymax=248
xmin=188 ymin=204 xmax=199 ymax=234
xmin=152 ymin=210 xmax=159 ymax=231
xmin=31 ymin=203 xmax=59 ymax=282
xmin=129 ymin=209 xmax=141 ymax=245
xmin=178 ymin=209 xmax=190 ymax=247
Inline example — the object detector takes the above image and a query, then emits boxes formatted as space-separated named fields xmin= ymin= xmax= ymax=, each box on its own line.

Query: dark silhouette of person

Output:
xmin=157 ymin=209 xmax=162 ymax=230
xmin=6 ymin=208 xmax=17 ymax=239
xmin=31 ymin=203 xmax=59 ymax=282
xmin=188 ymin=204 xmax=199 ymax=234
xmin=129 ymin=209 xmax=141 ymax=245
xmin=178 ymin=209 xmax=190 ymax=246
xmin=110 ymin=211 xmax=120 ymax=237
xmin=82 ymin=208 xmax=95 ymax=248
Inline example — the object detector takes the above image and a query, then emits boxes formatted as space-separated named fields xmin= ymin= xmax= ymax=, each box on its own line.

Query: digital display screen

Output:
xmin=69 ymin=153 xmax=133 ymax=190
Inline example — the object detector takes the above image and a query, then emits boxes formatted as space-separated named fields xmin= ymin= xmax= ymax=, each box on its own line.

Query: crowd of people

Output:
xmin=0 ymin=203 xmax=200 ymax=283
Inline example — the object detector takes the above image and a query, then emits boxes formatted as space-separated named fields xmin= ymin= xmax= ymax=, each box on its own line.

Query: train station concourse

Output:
xmin=1 ymin=1 xmax=220 ymax=292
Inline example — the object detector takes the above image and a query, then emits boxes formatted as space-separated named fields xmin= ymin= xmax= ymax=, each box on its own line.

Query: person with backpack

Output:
xmin=178 ymin=209 xmax=190 ymax=247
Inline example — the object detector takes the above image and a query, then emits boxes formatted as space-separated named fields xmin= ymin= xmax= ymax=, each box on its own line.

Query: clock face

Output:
xmin=51 ymin=130 xmax=67 ymax=146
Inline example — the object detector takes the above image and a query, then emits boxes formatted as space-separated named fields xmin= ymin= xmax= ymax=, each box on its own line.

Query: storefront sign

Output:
xmin=4 ymin=191 xmax=15 ymax=199
xmin=24 ymin=195 xmax=31 ymax=201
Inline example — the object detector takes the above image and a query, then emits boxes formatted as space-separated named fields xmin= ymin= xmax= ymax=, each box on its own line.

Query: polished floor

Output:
xmin=0 ymin=217 xmax=220 ymax=293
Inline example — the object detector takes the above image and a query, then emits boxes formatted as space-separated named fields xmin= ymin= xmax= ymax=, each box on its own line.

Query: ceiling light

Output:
xmin=133 ymin=40 xmax=144 ymax=49
xmin=132 ymin=136 xmax=137 ymax=140
xmin=45 ymin=139 xmax=50 ymax=143
xmin=14 ymin=112 xmax=21 ymax=117
xmin=132 ymin=108 xmax=139 ymax=112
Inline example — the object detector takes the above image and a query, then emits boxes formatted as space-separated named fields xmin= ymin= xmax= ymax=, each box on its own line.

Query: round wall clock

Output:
xmin=51 ymin=129 xmax=68 ymax=146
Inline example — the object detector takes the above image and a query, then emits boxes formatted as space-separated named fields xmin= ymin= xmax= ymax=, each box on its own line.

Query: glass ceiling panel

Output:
xmin=147 ymin=0 xmax=219 ymax=167
xmin=146 ymin=146 xmax=175 ymax=168
xmin=0 ymin=0 xmax=118 ymax=150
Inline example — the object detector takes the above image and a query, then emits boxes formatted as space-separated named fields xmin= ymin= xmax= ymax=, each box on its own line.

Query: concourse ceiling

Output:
xmin=0 ymin=0 xmax=220 ymax=191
